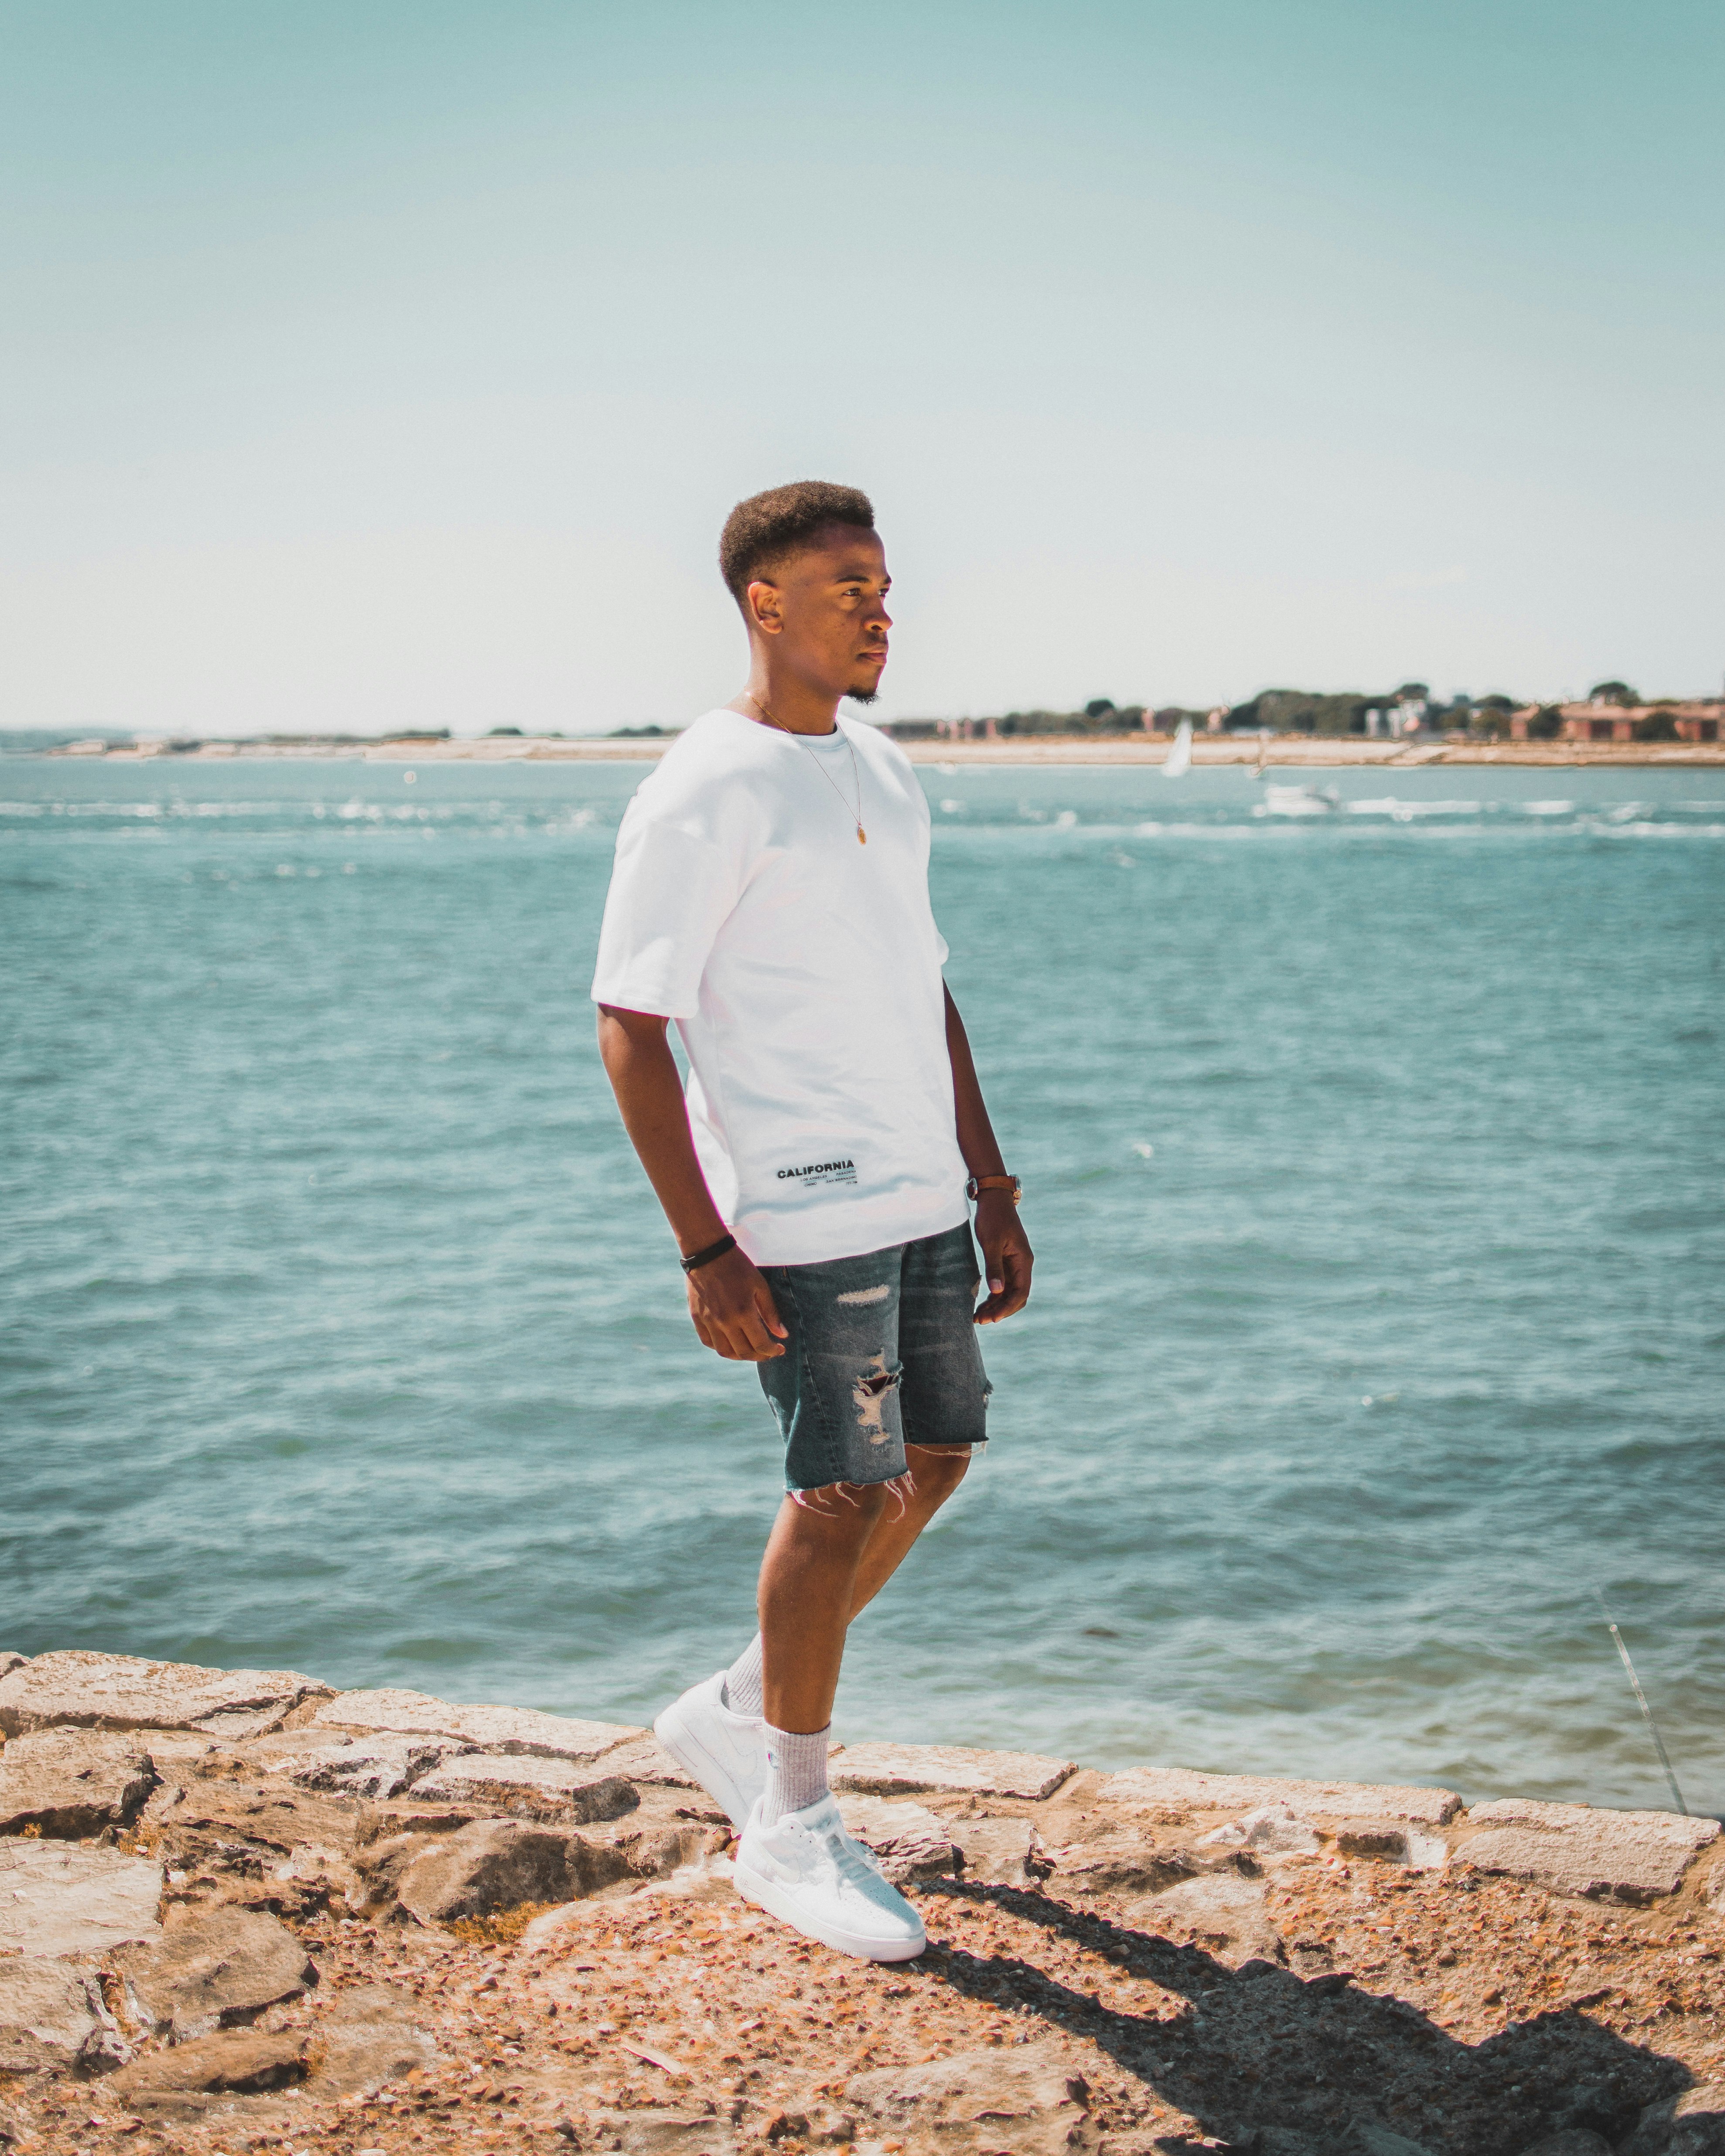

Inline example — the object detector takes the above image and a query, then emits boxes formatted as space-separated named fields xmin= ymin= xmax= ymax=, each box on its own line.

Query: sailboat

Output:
xmin=1161 ymin=718 xmax=1192 ymax=777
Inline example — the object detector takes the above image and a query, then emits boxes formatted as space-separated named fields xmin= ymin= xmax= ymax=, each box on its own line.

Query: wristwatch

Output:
xmin=966 ymin=1174 xmax=1021 ymax=1205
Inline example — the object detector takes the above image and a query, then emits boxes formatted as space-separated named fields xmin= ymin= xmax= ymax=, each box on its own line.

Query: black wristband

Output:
xmin=680 ymin=1233 xmax=738 ymax=1275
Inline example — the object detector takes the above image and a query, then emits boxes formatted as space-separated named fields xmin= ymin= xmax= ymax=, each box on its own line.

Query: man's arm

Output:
xmin=595 ymin=1004 xmax=788 ymax=1362
xmin=944 ymin=986 xmax=1033 ymax=1324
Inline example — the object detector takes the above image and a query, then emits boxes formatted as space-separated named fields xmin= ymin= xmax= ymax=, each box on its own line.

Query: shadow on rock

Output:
xmin=913 ymin=1881 xmax=1694 ymax=2156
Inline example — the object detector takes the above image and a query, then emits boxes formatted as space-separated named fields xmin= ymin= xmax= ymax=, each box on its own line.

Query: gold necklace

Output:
xmin=745 ymin=694 xmax=867 ymax=843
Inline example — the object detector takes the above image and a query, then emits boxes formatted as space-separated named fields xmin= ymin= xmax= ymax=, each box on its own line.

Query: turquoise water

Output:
xmin=3 ymin=754 xmax=1722 ymax=1815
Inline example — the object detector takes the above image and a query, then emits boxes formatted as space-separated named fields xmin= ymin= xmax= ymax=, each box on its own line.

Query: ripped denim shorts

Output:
xmin=756 ymin=1221 xmax=992 ymax=1494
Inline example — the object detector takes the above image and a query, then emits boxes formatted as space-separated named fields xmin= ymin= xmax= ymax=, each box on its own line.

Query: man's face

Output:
xmin=747 ymin=526 xmax=892 ymax=703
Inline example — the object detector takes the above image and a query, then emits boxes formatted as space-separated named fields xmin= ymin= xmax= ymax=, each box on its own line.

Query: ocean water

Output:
xmin=3 ymin=753 xmax=1722 ymax=1816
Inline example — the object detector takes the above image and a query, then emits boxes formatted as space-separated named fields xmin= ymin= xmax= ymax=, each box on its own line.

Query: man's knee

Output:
xmin=906 ymin=1445 xmax=971 ymax=1505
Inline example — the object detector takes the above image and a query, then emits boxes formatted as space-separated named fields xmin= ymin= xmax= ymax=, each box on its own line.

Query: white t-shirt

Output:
xmin=591 ymin=708 xmax=969 ymax=1266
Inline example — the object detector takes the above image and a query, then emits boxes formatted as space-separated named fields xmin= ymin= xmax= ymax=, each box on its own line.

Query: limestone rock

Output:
xmin=313 ymin=1687 xmax=638 ymax=1761
xmin=106 ymin=2026 xmax=308 ymax=2115
xmin=355 ymin=1797 xmax=485 ymax=1845
xmin=845 ymin=2041 xmax=1089 ymax=2153
xmin=0 ymin=1651 xmax=332 ymax=1739
xmin=596 ymin=1734 xmax=703 ymax=1788
xmin=1051 ymin=1831 xmax=1198 ymax=1897
xmin=1142 ymin=1870 xmax=1285 ymax=1966
xmin=1198 ymin=1801 xmax=1322 ymax=1856
xmin=949 ymin=1814 xmax=1048 ymax=1885
xmin=1461 ymin=1799 xmax=1717 ymax=1903
xmin=1332 ymin=1815 xmax=1405 ymax=1854
xmin=409 ymin=1752 xmax=640 ymax=1825
xmin=0 ymin=1840 xmax=163 ymax=1957
xmin=0 ymin=1959 xmax=126 ymax=2077
xmin=611 ymin=1821 xmax=730 ymax=1880
xmin=1621 ymin=2083 xmax=1725 ymax=2155
xmin=353 ymin=1828 xmax=441 ymax=1904
xmin=1520 ymin=2134 xmax=1615 ymax=2155
xmin=836 ymin=1796 xmax=957 ymax=1882
xmin=257 ymin=1732 xmax=451 ymax=1801
xmin=1471 ymin=1794 xmax=1715 ymax=1839
xmin=305 ymin=1981 xmax=439 ymax=2095
xmin=0 ymin=1655 xmax=24 ymax=1681
xmin=1332 ymin=1818 xmax=1450 ymax=1869
xmin=520 ymin=1849 xmax=738 ymax=1944
xmin=0 ymin=1728 xmax=158 ymax=1837
xmin=144 ymin=1775 xmax=365 ymax=1876
xmin=112 ymin=1906 xmax=316 ymax=2037
xmin=1101 ymin=1765 xmax=1462 ymax=1826
xmin=395 ymin=1817 xmax=634 ymax=1926
xmin=830 ymin=1741 xmax=1074 ymax=1801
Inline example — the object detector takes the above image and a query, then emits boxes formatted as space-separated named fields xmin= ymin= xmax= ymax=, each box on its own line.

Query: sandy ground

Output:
xmin=6 ymin=1736 xmax=1723 ymax=2156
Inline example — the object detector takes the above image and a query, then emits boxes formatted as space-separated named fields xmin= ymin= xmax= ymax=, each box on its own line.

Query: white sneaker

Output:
xmin=733 ymin=1794 xmax=927 ymax=1962
xmin=652 ymin=1671 xmax=765 ymax=1831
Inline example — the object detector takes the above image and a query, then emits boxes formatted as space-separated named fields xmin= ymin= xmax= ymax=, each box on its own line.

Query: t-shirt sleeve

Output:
xmin=591 ymin=804 xmax=736 ymax=1020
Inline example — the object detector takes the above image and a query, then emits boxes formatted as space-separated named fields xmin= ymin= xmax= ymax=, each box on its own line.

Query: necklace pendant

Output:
xmin=857 ymin=826 xmax=867 ymax=844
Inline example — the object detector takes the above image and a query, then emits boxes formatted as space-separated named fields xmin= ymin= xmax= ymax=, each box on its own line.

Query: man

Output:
xmin=592 ymin=480 xmax=1032 ymax=1961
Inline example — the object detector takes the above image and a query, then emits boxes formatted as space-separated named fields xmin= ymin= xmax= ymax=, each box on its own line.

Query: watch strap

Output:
xmin=966 ymin=1174 xmax=1021 ymax=1204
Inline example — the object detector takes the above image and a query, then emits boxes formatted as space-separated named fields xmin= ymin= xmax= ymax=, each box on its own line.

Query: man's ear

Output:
xmin=745 ymin=578 xmax=783 ymax=637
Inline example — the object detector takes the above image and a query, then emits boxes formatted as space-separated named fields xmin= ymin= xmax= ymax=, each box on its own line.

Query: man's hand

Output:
xmin=596 ymin=1003 xmax=788 ymax=1361
xmin=973 ymin=1191 xmax=1033 ymax=1324
xmin=687 ymin=1246 xmax=789 ymax=1361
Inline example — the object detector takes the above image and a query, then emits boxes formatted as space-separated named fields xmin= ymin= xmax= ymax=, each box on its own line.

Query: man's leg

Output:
xmin=721 ymin=1441 xmax=967 ymax=1726
xmin=755 ymin=1481 xmax=888 ymax=1811
xmin=843 ymin=1443 xmax=970 ymax=1621
xmin=729 ymin=1473 xmax=928 ymax=1960
xmin=674 ymin=1239 xmax=980 ymax=1837
xmin=755 ymin=1446 xmax=969 ymax=1820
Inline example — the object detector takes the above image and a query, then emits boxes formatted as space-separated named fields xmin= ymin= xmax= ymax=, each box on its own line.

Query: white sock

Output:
xmin=760 ymin=1723 xmax=830 ymax=1825
xmin=721 ymin=1634 xmax=763 ymax=1719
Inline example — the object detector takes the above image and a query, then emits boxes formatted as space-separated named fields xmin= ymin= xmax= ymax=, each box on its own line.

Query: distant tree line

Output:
xmin=592 ymin=678 xmax=1702 ymax=744
xmin=885 ymin=677 xmax=1701 ymax=741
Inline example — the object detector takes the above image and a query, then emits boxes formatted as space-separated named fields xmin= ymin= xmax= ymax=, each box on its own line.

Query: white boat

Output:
xmin=1255 ymin=783 xmax=1341 ymax=818
xmin=1161 ymin=718 xmax=1192 ymax=778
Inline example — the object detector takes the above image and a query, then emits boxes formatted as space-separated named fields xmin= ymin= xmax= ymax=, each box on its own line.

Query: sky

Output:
xmin=3 ymin=0 xmax=1722 ymax=737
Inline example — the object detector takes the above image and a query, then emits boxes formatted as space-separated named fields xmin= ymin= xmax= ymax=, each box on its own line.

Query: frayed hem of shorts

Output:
xmin=786 ymin=1469 xmax=915 ymax=1517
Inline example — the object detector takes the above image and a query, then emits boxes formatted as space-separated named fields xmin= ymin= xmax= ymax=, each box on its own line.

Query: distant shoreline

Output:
xmin=38 ymin=733 xmax=1725 ymax=768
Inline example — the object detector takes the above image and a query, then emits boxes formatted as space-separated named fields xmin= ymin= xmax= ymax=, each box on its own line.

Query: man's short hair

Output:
xmin=718 ymin=481 xmax=875 ymax=604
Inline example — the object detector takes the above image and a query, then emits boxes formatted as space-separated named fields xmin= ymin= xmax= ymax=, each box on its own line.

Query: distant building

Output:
xmin=1558 ymin=701 xmax=1723 ymax=744
xmin=1564 ymin=707 xmax=1637 ymax=744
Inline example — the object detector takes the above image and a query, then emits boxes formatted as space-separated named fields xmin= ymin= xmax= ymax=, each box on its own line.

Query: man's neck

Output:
xmin=731 ymin=673 xmax=841 ymax=737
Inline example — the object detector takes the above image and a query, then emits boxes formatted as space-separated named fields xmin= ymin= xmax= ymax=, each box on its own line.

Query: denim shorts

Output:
xmin=756 ymin=1222 xmax=993 ymax=1494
